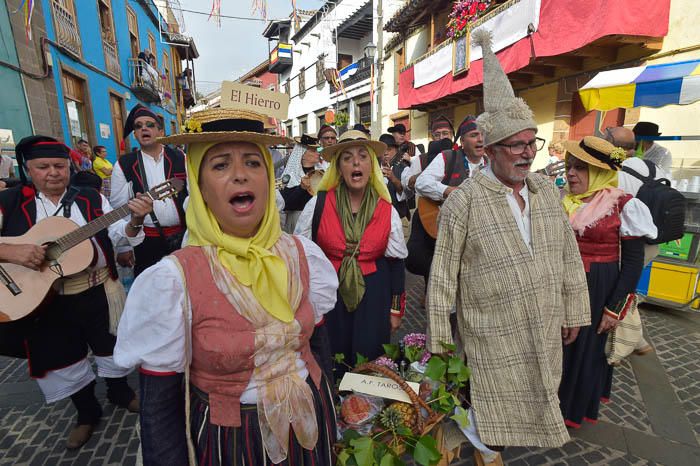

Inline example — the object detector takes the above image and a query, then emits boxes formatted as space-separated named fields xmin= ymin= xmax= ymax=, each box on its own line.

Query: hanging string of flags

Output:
xmin=252 ymin=0 xmax=268 ymax=19
xmin=208 ymin=0 xmax=222 ymax=27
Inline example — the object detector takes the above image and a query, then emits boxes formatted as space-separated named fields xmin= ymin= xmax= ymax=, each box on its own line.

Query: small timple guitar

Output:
xmin=0 ymin=178 xmax=185 ymax=322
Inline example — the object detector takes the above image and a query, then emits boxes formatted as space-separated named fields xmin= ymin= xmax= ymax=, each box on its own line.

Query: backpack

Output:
xmin=621 ymin=160 xmax=686 ymax=244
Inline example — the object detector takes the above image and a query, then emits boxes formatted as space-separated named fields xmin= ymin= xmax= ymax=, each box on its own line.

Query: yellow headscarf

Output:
xmin=185 ymin=141 xmax=293 ymax=323
xmin=562 ymin=155 xmax=619 ymax=216
xmin=315 ymin=144 xmax=391 ymax=202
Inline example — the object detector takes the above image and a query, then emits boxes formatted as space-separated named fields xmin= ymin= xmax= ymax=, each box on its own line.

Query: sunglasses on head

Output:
xmin=135 ymin=121 xmax=157 ymax=130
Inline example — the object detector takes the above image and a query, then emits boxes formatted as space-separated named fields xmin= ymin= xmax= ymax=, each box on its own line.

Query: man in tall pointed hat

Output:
xmin=0 ymin=135 xmax=153 ymax=449
xmin=425 ymin=30 xmax=590 ymax=465
xmin=110 ymin=104 xmax=188 ymax=276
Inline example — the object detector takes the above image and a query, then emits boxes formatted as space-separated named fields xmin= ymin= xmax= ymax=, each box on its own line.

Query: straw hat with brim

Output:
xmin=563 ymin=136 xmax=623 ymax=171
xmin=158 ymin=108 xmax=292 ymax=146
xmin=321 ymin=130 xmax=387 ymax=162
xmin=293 ymin=134 xmax=319 ymax=148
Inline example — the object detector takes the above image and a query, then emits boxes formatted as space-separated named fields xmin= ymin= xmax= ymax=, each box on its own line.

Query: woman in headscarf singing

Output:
xmin=558 ymin=136 xmax=657 ymax=429
xmin=295 ymin=130 xmax=408 ymax=376
xmin=114 ymin=108 xmax=339 ymax=466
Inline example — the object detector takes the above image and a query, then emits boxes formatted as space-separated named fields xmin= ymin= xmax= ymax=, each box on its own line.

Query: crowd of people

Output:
xmin=0 ymin=28 xmax=677 ymax=466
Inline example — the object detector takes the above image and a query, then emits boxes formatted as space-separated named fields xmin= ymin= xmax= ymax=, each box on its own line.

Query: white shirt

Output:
xmin=110 ymin=148 xmax=181 ymax=228
xmin=0 ymin=189 xmax=145 ymax=270
xmin=400 ymin=155 xmax=422 ymax=200
xmin=114 ymin=235 xmax=338 ymax=403
xmin=483 ymin=166 xmax=532 ymax=253
xmin=293 ymin=195 xmax=409 ymax=259
xmin=575 ymin=198 xmax=657 ymax=239
xmin=415 ymin=152 xmax=484 ymax=201
xmin=618 ymin=157 xmax=665 ymax=196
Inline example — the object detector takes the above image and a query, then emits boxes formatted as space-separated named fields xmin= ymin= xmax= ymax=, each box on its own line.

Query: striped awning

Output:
xmin=579 ymin=59 xmax=700 ymax=111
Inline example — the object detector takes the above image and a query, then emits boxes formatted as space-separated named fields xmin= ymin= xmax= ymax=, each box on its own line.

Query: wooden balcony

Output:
xmin=103 ymin=40 xmax=121 ymax=80
xmin=128 ymin=59 xmax=162 ymax=104
xmin=50 ymin=0 xmax=81 ymax=57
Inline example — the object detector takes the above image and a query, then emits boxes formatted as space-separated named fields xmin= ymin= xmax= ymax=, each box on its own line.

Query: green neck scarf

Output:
xmin=335 ymin=182 xmax=378 ymax=311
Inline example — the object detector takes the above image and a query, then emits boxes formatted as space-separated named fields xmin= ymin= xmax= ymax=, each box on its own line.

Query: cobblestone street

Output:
xmin=1 ymin=272 xmax=700 ymax=465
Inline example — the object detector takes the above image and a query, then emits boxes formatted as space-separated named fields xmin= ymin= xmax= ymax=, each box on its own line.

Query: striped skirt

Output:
xmin=190 ymin=377 xmax=337 ymax=466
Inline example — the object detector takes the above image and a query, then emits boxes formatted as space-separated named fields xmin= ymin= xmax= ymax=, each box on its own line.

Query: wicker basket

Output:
xmin=351 ymin=362 xmax=445 ymax=435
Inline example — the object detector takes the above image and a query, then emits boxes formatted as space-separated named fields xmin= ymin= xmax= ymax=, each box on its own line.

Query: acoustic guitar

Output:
xmin=0 ymin=178 xmax=185 ymax=322
xmin=416 ymin=197 xmax=441 ymax=239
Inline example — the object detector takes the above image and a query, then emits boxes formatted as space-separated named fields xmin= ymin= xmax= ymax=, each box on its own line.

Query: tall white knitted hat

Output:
xmin=473 ymin=29 xmax=537 ymax=146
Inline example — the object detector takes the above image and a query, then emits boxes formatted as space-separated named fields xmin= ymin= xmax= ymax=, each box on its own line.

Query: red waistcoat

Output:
xmin=576 ymin=194 xmax=632 ymax=272
xmin=316 ymin=188 xmax=392 ymax=275
xmin=172 ymin=238 xmax=321 ymax=427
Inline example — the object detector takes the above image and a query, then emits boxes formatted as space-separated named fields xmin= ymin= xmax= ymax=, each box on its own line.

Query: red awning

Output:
xmin=398 ymin=0 xmax=671 ymax=109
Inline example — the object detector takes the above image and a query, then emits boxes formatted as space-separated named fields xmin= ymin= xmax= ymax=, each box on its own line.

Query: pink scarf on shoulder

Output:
xmin=569 ymin=188 xmax=625 ymax=236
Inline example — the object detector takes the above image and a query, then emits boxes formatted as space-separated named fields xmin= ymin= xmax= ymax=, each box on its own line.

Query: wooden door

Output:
xmin=109 ymin=94 xmax=125 ymax=157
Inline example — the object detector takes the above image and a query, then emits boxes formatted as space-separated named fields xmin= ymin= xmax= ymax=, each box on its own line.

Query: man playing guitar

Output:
xmin=0 ymin=136 xmax=153 ymax=450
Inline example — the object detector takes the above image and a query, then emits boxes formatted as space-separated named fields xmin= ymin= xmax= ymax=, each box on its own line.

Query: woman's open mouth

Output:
xmin=350 ymin=170 xmax=364 ymax=182
xmin=229 ymin=192 xmax=255 ymax=214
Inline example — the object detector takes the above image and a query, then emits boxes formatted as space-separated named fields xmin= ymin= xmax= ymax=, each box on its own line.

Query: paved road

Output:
xmin=1 ymin=272 xmax=700 ymax=465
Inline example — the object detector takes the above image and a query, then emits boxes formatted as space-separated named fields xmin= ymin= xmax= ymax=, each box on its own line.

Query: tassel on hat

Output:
xmin=473 ymin=29 xmax=537 ymax=146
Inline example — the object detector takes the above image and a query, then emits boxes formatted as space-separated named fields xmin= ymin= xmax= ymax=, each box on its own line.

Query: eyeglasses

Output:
xmin=495 ymin=137 xmax=545 ymax=156
xmin=134 ymin=121 xmax=157 ymax=130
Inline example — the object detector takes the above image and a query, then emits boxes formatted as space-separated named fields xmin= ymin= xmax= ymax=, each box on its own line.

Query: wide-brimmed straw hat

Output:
xmin=564 ymin=136 xmax=627 ymax=171
xmin=293 ymin=133 xmax=319 ymax=148
xmin=158 ymin=108 xmax=292 ymax=146
xmin=320 ymin=130 xmax=387 ymax=162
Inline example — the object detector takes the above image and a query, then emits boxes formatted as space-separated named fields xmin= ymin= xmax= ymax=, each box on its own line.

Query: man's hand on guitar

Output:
xmin=126 ymin=194 xmax=154 ymax=234
xmin=0 ymin=243 xmax=47 ymax=270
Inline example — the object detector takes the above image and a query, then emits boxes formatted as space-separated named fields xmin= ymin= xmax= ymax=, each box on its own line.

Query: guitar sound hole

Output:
xmin=44 ymin=242 xmax=62 ymax=262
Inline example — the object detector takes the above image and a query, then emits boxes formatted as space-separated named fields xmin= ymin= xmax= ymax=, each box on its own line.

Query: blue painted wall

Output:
xmin=0 ymin=2 xmax=33 ymax=141
xmin=40 ymin=0 xmax=179 ymax=162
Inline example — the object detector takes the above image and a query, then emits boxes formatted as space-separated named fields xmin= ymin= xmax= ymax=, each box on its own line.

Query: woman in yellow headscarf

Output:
xmin=114 ymin=109 xmax=339 ymax=466
xmin=559 ymin=136 xmax=657 ymax=431
xmin=295 ymin=130 xmax=408 ymax=377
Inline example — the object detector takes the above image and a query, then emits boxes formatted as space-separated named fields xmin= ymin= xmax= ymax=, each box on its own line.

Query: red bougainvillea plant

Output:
xmin=447 ymin=1 xmax=493 ymax=39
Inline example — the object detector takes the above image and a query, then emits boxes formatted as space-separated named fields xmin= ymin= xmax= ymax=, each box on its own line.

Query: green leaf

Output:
xmin=356 ymin=353 xmax=368 ymax=366
xmin=405 ymin=346 xmax=422 ymax=363
xmin=450 ymin=406 xmax=470 ymax=429
xmin=335 ymin=353 xmax=346 ymax=363
xmin=395 ymin=425 xmax=413 ymax=437
xmin=412 ymin=435 xmax=442 ymax=466
xmin=350 ymin=437 xmax=374 ymax=466
xmin=440 ymin=341 xmax=457 ymax=352
xmin=424 ymin=356 xmax=447 ymax=382
xmin=342 ymin=429 xmax=362 ymax=442
xmin=447 ymin=357 xmax=471 ymax=383
xmin=338 ymin=449 xmax=351 ymax=466
xmin=382 ymin=344 xmax=400 ymax=361
xmin=380 ymin=452 xmax=396 ymax=466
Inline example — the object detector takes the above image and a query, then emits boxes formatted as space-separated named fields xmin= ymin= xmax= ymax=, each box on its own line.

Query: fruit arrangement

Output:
xmin=335 ymin=334 xmax=472 ymax=466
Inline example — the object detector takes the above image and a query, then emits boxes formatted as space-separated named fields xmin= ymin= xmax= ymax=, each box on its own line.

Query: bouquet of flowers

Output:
xmin=335 ymin=335 xmax=472 ymax=466
xmin=446 ymin=0 xmax=493 ymax=39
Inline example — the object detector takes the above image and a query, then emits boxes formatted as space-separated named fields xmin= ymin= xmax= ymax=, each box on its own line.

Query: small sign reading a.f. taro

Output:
xmin=339 ymin=372 xmax=420 ymax=403
xmin=220 ymin=81 xmax=289 ymax=121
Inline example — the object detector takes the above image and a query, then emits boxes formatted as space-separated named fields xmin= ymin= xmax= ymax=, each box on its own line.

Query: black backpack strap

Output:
xmin=311 ymin=191 xmax=327 ymax=243
xmin=59 ymin=186 xmax=81 ymax=218
xmin=643 ymin=159 xmax=657 ymax=179
xmin=621 ymin=165 xmax=650 ymax=183
xmin=441 ymin=150 xmax=458 ymax=184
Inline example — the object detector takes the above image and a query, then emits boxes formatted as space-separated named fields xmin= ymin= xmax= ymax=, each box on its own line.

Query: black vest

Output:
xmin=116 ymin=146 xmax=187 ymax=224
xmin=0 ymin=185 xmax=118 ymax=278
xmin=387 ymin=162 xmax=410 ymax=220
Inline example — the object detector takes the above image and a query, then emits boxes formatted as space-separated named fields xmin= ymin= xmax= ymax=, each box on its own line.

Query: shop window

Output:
xmin=62 ymin=72 xmax=90 ymax=147
xmin=358 ymin=102 xmax=371 ymax=127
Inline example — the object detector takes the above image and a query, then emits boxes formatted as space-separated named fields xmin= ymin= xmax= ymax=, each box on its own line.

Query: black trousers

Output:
xmin=134 ymin=235 xmax=170 ymax=277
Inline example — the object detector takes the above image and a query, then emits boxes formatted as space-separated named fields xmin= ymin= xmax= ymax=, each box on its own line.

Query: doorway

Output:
xmin=109 ymin=93 xmax=125 ymax=158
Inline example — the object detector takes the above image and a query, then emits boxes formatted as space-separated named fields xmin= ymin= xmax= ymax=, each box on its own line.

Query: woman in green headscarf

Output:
xmin=115 ymin=109 xmax=339 ymax=466
xmin=295 ymin=130 xmax=408 ymax=376
xmin=558 ymin=136 xmax=657 ymax=430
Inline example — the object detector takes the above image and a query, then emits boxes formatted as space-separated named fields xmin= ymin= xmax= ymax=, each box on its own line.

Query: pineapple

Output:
xmin=388 ymin=402 xmax=417 ymax=431
xmin=380 ymin=405 xmax=405 ymax=430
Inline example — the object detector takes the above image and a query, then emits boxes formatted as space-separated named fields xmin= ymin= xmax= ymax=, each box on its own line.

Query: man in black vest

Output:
xmin=0 ymin=136 xmax=153 ymax=449
xmin=379 ymin=133 xmax=410 ymax=220
xmin=110 ymin=104 xmax=187 ymax=276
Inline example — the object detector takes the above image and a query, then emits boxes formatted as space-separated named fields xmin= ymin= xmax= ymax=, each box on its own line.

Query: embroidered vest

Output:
xmin=440 ymin=150 xmax=470 ymax=187
xmin=316 ymin=188 xmax=392 ymax=275
xmin=576 ymin=195 xmax=633 ymax=272
xmin=172 ymin=239 xmax=321 ymax=427
xmin=0 ymin=185 xmax=118 ymax=278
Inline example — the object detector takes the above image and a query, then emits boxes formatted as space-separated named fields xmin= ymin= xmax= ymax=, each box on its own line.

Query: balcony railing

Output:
xmin=103 ymin=40 xmax=121 ymax=80
xmin=51 ymin=0 xmax=81 ymax=57
xmin=128 ymin=58 xmax=162 ymax=104
xmin=343 ymin=56 xmax=373 ymax=88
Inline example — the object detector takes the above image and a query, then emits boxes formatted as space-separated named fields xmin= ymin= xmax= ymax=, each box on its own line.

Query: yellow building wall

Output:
xmin=519 ymin=83 xmax=557 ymax=170
xmin=637 ymin=0 xmax=700 ymax=173
xmin=454 ymin=103 xmax=478 ymax=129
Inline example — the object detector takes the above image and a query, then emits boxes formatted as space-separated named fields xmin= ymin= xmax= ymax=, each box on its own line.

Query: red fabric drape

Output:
xmin=398 ymin=0 xmax=671 ymax=109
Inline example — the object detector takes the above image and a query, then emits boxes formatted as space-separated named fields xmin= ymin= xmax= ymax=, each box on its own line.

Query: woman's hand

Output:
xmin=390 ymin=315 xmax=402 ymax=333
xmin=597 ymin=313 xmax=620 ymax=334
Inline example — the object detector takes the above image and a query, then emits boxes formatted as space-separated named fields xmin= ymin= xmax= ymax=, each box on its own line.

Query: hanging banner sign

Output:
xmin=220 ymin=81 xmax=290 ymax=120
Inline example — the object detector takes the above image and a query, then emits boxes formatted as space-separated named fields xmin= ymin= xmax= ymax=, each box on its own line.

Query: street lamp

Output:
xmin=363 ymin=42 xmax=377 ymax=60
